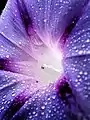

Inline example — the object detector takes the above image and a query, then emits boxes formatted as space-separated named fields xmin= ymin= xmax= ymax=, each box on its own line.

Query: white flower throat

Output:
xmin=38 ymin=47 xmax=63 ymax=85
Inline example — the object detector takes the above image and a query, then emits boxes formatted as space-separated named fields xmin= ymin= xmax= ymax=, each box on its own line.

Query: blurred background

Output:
xmin=0 ymin=0 xmax=7 ymax=15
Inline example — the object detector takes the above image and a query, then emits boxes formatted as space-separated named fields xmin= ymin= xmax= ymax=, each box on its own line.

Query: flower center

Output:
xmin=38 ymin=47 xmax=63 ymax=85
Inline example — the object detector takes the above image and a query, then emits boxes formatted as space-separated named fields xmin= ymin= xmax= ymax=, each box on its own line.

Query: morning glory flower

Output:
xmin=0 ymin=0 xmax=90 ymax=119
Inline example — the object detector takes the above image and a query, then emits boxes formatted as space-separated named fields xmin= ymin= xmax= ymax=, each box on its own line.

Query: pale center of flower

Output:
xmin=38 ymin=47 xmax=63 ymax=85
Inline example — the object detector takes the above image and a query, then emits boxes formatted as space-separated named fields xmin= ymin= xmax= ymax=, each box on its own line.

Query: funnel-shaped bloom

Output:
xmin=0 ymin=0 xmax=90 ymax=119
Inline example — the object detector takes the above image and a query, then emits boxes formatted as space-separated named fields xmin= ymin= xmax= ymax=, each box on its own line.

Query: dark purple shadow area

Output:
xmin=0 ymin=58 xmax=15 ymax=72
xmin=56 ymin=77 xmax=72 ymax=104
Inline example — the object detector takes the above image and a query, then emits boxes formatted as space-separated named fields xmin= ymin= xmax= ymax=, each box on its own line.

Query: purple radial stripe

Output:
xmin=57 ymin=0 xmax=89 ymax=48
xmin=0 ymin=90 xmax=31 ymax=120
